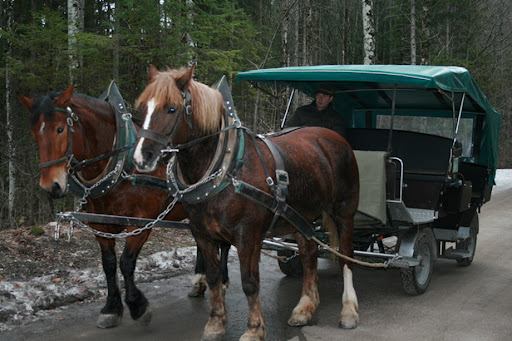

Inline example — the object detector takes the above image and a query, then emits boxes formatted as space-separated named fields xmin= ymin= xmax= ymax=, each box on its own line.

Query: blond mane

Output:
xmin=136 ymin=68 xmax=224 ymax=134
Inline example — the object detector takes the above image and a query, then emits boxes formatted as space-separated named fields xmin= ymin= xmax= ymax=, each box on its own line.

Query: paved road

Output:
xmin=3 ymin=182 xmax=512 ymax=340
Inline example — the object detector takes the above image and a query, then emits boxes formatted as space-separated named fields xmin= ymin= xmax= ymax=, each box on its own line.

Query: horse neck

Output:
xmin=176 ymin=128 xmax=220 ymax=184
xmin=71 ymin=99 xmax=116 ymax=177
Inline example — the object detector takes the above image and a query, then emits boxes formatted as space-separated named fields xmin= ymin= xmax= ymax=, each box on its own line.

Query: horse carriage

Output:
xmin=21 ymin=64 xmax=499 ymax=340
xmin=237 ymin=65 xmax=500 ymax=295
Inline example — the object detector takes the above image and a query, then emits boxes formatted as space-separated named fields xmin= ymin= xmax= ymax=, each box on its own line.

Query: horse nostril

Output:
xmin=51 ymin=182 xmax=62 ymax=197
xmin=142 ymin=149 xmax=155 ymax=163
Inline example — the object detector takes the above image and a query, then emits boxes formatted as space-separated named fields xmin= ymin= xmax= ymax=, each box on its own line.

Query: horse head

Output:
xmin=20 ymin=85 xmax=78 ymax=198
xmin=133 ymin=65 xmax=224 ymax=173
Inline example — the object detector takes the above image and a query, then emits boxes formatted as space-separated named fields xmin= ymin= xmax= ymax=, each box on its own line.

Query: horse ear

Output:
xmin=148 ymin=65 xmax=159 ymax=81
xmin=18 ymin=94 xmax=34 ymax=113
xmin=176 ymin=64 xmax=195 ymax=91
xmin=55 ymin=85 xmax=75 ymax=107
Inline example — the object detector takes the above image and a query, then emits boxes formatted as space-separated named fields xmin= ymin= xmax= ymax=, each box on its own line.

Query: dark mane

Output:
xmin=30 ymin=92 xmax=114 ymax=127
xmin=72 ymin=93 xmax=115 ymax=121
xmin=30 ymin=92 xmax=59 ymax=127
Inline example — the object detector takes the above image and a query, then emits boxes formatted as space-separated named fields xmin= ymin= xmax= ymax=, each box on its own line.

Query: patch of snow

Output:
xmin=0 ymin=246 xmax=198 ymax=332
xmin=494 ymin=169 xmax=512 ymax=194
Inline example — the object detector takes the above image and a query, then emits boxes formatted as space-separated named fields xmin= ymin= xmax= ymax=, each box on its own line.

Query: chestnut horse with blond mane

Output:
xmin=132 ymin=65 xmax=360 ymax=340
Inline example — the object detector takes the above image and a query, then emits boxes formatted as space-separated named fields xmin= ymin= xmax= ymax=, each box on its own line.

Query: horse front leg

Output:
xmin=288 ymin=234 xmax=320 ymax=326
xmin=96 ymin=235 xmax=123 ymax=328
xmin=120 ymin=230 xmax=152 ymax=325
xmin=238 ymin=243 xmax=265 ymax=341
xmin=198 ymin=240 xmax=227 ymax=341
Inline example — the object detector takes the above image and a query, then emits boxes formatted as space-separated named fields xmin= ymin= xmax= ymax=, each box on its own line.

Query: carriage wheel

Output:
xmin=400 ymin=228 xmax=435 ymax=295
xmin=277 ymin=249 xmax=303 ymax=277
xmin=456 ymin=213 xmax=478 ymax=267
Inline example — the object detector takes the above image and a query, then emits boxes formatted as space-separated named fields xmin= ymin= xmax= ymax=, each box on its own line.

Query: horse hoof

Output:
xmin=188 ymin=283 xmax=207 ymax=297
xmin=239 ymin=331 xmax=265 ymax=341
xmin=339 ymin=315 xmax=359 ymax=329
xmin=136 ymin=306 xmax=153 ymax=326
xmin=339 ymin=309 xmax=359 ymax=329
xmin=97 ymin=313 xmax=122 ymax=328
xmin=200 ymin=332 xmax=224 ymax=341
xmin=287 ymin=315 xmax=309 ymax=327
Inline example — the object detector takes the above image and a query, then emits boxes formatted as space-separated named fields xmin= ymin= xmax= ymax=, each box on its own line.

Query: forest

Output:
xmin=1 ymin=0 xmax=511 ymax=228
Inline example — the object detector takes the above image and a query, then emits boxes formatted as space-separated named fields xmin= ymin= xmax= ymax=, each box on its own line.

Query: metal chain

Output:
xmin=71 ymin=163 xmax=122 ymax=212
xmin=166 ymin=154 xmax=223 ymax=198
xmin=58 ymin=197 xmax=179 ymax=239
xmin=55 ymin=163 xmax=180 ymax=240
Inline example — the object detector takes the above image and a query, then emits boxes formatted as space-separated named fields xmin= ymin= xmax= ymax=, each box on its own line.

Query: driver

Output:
xmin=284 ymin=87 xmax=346 ymax=137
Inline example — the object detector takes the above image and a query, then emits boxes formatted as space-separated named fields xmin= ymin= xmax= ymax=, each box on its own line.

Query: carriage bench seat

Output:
xmin=346 ymin=128 xmax=455 ymax=210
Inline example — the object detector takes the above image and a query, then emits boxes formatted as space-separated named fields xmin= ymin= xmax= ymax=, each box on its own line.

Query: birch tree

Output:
xmin=68 ymin=0 xmax=84 ymax=85
xmin=410 ymin=0 xmax=417 ymax=65
xmin=420 ymin=0 xmax=430 ymax=65
xmin=184 ymin=0 xmax=197 ymax=67
xmin=362 ymin=0 xmax=376 ymax=64
xmin=4 ymin=0 xmax=15 ymax=226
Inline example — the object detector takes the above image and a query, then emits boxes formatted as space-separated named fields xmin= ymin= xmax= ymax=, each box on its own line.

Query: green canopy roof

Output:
xmin=237 ymin=65 xmax=500 ymax=183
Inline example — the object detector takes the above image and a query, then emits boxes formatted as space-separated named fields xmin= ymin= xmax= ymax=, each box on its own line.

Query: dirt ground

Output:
xmin=0 ymin=222 xmax=197 ymax=331
xmin=0 ymin=223 xmax=195 ymax=281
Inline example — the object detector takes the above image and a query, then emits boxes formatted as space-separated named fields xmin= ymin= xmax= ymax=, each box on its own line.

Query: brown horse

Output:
xmin=133 ymin=65 xmax=360 ymax=340
xmin=19 ymin=86 xmax=228 ymax=329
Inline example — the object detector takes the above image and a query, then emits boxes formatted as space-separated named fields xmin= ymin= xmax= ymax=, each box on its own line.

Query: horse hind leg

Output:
xmin=188 ymin=248 xmax=208 ymax=297
xmin=288 ymin=235 xmax=320 ymax=327
xmin=220 ymin=242 xmax=231 ymax=294
xmin=332 ymin=208 xmax=359 ymax=329
xmin=96 ymin=236 xmax=123 ymax=328
xmin=120 ymin=231 xmax=152 ymax=326
xmin=189 ymin=243 xmax=230 ymax=297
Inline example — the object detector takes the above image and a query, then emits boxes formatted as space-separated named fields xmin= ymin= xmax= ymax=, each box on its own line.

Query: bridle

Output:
xmin=136 ymin=89 xmax=241 ymax=153
xmin=136 ymin=90 xmax=193 ymax=148
xmin=38 ymin=106 xmax=81 ymax=171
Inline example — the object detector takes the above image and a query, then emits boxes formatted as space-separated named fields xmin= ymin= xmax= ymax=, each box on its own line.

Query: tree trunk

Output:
xmin=185 ymin=0 xmax=197 ymax=67
xmin=113 ymin=0 xmax=120 ymax=80
xmin=410 ymin=0 xmax=417 ymax=65
xmin=420 ymin=0 xmax=430 ymax=65
xmin=281 ymin=0 xmax=290 ymax=67
xmin=342 ymin=4 xmax=349 ymax=64
xmin=362 ymin=0 xmax=376 ymax=65
xmin=68 ymin=0 xmax=84 ymax=86
xmin=303 ymin=0 xmax=312 ymax=66
xmin=5 ymin=0 xmax=15 ymax=227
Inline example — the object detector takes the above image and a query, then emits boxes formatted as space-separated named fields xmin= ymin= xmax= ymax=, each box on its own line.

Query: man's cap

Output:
xmin=316 ymin=87 xmax=335 ymax=96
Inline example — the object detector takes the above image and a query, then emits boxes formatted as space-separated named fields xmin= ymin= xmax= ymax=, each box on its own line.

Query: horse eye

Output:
xmin=168 ymin=107 xmax=176 ymax=114
xmin=57 ymin=127 xmax=65 ymax=134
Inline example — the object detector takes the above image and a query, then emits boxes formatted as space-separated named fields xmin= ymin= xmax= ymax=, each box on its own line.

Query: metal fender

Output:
xmin=398 ymin=227 xmax=438 ymax=261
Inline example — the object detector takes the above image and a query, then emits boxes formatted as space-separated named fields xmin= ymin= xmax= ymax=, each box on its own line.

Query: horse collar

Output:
xmin=166 ymin=109 xmax=243 ymax=203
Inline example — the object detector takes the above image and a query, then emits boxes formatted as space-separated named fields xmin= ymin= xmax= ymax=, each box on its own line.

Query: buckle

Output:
xmin=275 ymin=169 xmax=289 ymax=185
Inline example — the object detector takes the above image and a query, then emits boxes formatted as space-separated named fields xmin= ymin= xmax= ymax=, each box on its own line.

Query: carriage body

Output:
xmin=238 ymin=65 xmax=500 ymax=294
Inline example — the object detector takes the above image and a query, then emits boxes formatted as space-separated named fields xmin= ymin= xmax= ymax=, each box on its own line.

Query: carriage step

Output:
xmin=442 ymin=248 xmax=471 ymax=259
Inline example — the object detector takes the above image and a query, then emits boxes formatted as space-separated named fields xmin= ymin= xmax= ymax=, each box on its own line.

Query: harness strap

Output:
xmin=137 ymin=128 xmax=171 ymax=146
xmin=258 ymin=135 xmax=290 ymax=231
xmin=130 ymin=174 xmax=168 ymax=191
xmin=39 ymin=107 xmax=79 ymax=169
xmin=70 ymin=143 xmax=134 ymax=174
xmin=232 ymin=180 xmax=314 ymax=240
